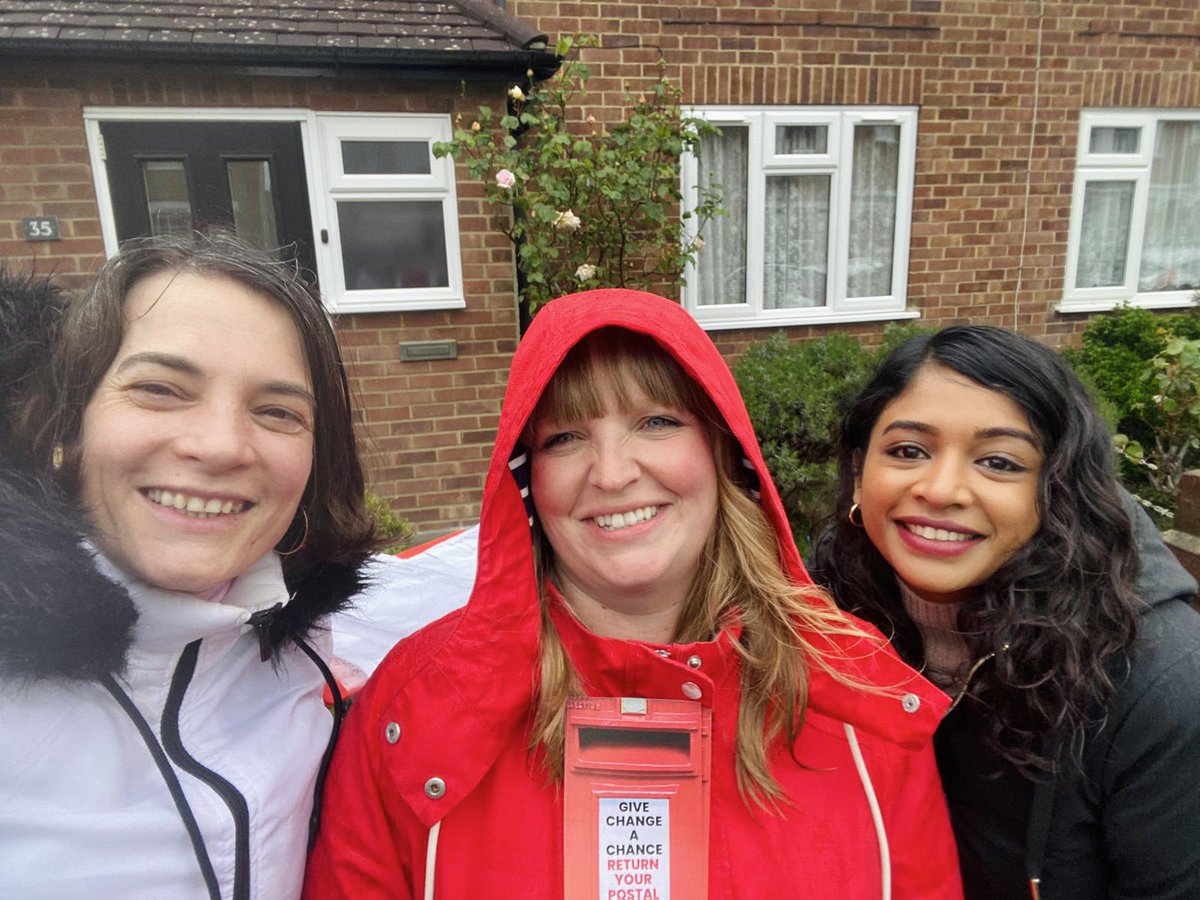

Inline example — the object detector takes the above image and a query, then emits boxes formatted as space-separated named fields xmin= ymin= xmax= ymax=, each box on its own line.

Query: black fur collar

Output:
xmin=0 ymin=466 xmax=366 ymax=681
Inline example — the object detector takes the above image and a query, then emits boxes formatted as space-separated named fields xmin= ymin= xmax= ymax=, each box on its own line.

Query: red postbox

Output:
xmin=563 ymin=696 xmax=712 ymax=900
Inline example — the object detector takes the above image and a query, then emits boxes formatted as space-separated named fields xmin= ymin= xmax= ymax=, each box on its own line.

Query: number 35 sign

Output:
xmin=22 ymin=216 xmax=61 ymax=241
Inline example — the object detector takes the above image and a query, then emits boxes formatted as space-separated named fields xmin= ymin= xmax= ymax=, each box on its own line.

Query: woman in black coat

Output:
xmin=810 ymin=324 xmax=1200 ymax=899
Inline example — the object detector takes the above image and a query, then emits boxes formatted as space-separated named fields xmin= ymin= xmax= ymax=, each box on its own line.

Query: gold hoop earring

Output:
xmin=51 ymin=444 xmax=64 ymax=471
xmin=847 ymin=502 xmax=864 ymax=528
xmin=278 ymin=507 xmax=309 ymax=557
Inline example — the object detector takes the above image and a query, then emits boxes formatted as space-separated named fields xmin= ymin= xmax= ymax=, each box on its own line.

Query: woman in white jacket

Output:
xmin=0 ymin=232 xmax=376 ymax=900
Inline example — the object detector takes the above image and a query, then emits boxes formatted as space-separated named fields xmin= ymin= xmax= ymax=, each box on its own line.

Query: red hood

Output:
xmin=381 ymin=289 xmax=947 ymax=828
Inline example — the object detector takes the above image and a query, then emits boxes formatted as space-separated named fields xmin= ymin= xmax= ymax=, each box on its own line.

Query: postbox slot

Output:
xmin=577 ymin=727 xmax=691 ymax=766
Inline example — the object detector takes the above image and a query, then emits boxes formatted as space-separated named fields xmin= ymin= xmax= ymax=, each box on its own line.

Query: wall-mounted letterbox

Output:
xmin=564 ymin=696 xmax=712 ymax=900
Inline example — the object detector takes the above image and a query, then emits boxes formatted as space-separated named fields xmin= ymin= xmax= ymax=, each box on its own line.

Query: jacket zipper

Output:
xmin=100 ymin=671 xmax=221 ymax=900
xmin=945 ymin=642 xmax=1009 ymax=713
xmin=162 ymin=639 xmax=251 ymax=900
xmin=942 ymin=641 xmax=1054 ymax=896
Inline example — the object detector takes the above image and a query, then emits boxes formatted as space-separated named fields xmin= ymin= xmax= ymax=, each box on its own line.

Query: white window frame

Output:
xmin=1061 ymin=109 xmax=1200 ymax=312
xmin=681 ymin=106 xmax=919 ymax=330
xmin=82 ymin=106 xmax=464 ymax=314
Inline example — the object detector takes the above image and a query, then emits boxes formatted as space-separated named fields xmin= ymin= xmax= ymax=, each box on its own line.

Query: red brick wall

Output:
xmin=3 ymin=2 xmax=1199 ymax=532
xmin=0 ymin=59 xmax=513 ymax=534
xmin=511 ymin=0 xmax=1200 ymax=356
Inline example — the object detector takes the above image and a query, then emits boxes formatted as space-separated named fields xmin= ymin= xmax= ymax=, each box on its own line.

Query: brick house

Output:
xmin=2 ymin=1 xmax=1199 ymax=534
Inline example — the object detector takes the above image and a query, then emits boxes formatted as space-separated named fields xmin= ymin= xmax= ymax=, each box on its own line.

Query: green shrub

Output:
xmin=734 ymin=324 xmax=932 ymax=552
xmin=365 ymin=492 xmax=415 ymax=555
xmin=1063 ymin=306 xmax=1200 ymax=426
xmin=1064 ymin=304 xmax=1200 ymax=510
xmin=735 ymin=332 xmax=866 ymax=551
xmin=1114 ymin=335 xmax=1200 ymax=505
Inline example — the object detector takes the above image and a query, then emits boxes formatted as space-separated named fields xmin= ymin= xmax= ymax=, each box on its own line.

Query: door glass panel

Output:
xmin=341 ymin=141 xmax=430 ymax=175
xmin=226 ymin=159 xmax=280 ymax=251
xmin=337 ymin=200 xmax=449 ymax=290
xmin=764 ymin=173 xmax=830 ymax=308
xmin=141 ymin=160 xmax=192 ymax=236
xmin=847 ymin=124 xmax=899 ymax=298
xmin=776 ymin=125 xmax=827 ymax=155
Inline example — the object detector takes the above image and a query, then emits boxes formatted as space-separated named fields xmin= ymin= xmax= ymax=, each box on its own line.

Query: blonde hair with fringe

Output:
xmin=525 ymin=329 xmax=881 ymax=805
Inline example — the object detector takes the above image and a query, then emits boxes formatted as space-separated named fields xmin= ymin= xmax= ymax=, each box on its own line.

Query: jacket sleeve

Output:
xmin=303 ymin=673 xmax=422 ymax=899
xmin=882 ymin=739 xmax=965 ymax=900
xmin=1100 ymin=604 xmax=1200 ymax=900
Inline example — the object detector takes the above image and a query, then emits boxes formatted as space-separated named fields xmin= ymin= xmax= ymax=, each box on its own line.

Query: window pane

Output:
xmin=848 ymin=125 xmax=899 ymax=298
xmin=764 ymin=174 xmax=829 ymax=308
xmin=697 ymin=126 xmax=749 ymax=306
xmin=1138 ymin=121 xmax=1200 ymax=292
xmin=141 ymin=160 xmax=192 ymax=236
xmin=1089 ymin=127 xmax=1140 ymax=154
xmin=337 ymin=201 xmax=449 ymax=290
xmin=776 ymin=125 xmax=827 ymax=155
xmin=227 ymin=159 xmax=279 ymax=252
xmin=1076 ymin=181 xmax=1134 ymax=288
xmin=342 ymin=140 xmax=430 ymax=175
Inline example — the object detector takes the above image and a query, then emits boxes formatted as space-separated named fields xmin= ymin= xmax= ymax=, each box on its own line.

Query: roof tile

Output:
xmin=0 ymin=0 xmax=550 ymax=56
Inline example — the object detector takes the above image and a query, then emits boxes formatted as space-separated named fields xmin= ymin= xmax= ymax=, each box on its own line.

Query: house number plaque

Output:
xmin=22 ymin=216 xmax=61 ymax=241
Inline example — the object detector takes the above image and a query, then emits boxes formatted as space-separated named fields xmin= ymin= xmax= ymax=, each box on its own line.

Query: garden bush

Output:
xmin=734 ymin=324 xmax=928 ymax=551
xmin=1064 ymin=304 xmax=1200 ymax=512
xmin=365 ymin=492 xmax=415 ymax=555
xmin=1063 ymin=305 xmax=1200 ymax=428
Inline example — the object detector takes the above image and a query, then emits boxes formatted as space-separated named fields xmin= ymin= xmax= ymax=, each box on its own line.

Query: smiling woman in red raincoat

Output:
xmin=304 ymin=290 xmax=963 ymax=899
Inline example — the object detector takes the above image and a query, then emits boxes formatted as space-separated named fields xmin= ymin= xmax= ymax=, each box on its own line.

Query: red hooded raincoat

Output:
xmin=305 ymin=290 xmax=962 ymax=899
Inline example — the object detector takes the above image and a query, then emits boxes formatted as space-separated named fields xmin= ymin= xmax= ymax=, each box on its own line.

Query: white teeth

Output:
xmin=906 ymin=523 xmax=975 ymax=542
xmin=595 ymin=506 xmax=659 ymax=531
xmin=146 ymin=489 xmax=246 ymax=519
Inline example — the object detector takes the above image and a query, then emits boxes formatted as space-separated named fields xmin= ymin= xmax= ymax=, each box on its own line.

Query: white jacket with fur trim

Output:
xmin=0 ymin=550 xmax=332 ymax=900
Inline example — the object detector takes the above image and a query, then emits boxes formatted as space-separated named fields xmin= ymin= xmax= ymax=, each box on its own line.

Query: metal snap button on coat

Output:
xmin=681 ymin=682 xmax=703 ymax=700
xmin=686 ymin=655 xmax=702 ymax=669
xmin=384 ymin=722 xmax=401 ymax=744
xmin=424 ymin=777 xmax=447 ymax=799
xmin=655 ymin=649 xmax=671 ymax=657
xmin=901 ymin=693 xmax=921 ymax=713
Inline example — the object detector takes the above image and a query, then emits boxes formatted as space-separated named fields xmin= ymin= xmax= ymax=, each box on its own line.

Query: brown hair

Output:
xmin=27 ymin=230 xmax=376 ymax=579
xmin=525 ymin=329 xmax=877 ymax=805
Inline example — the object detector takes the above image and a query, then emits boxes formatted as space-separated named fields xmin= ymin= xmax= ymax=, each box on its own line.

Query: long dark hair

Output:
xmin=811 ymin=325 xmax=1140 ymax=772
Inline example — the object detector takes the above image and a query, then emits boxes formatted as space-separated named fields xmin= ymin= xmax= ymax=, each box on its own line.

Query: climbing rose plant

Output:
xmin=433 ymin=36 xmax=722 ymax=317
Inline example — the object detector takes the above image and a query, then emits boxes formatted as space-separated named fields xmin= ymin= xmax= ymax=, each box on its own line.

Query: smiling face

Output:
xmin=854 ymin=363 xmax=1044 ymax=605
xmin=77 ymin=269 xmax=315 ymax=593
xmin=529 ymin=373 xmax=719 ymax=640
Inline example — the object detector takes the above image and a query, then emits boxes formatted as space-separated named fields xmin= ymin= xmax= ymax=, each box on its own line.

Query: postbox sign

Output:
xmin=564 ymin=696 xmax=712 ymax=900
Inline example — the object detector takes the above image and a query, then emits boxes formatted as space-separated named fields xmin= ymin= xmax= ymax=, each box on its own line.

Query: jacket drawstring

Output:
xmin=1025 ymin=769 xmax=1057 ymax=899
xmin=293 ymin=633 xmax=347 ymax=850
xmin=844 ymin=723 xmax=891 ymax=900
xmin=424 ymin=820 xmax=443 ymax=900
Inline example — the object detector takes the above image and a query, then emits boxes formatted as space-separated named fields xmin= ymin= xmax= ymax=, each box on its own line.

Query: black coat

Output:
xmin=939 ymin=498 xmax=1200 ymax=899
